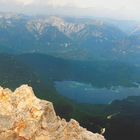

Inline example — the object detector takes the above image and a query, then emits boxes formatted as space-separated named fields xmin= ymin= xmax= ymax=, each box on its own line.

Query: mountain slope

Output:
xmin=0 ymin=13 xmax=128 ymax=61
xmin=16 ymin=53 xmax=140 ymax=88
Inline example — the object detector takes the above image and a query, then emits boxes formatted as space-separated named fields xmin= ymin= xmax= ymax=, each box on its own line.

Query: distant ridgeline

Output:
xmin=0 ymin=13 xmax=139 ymax=63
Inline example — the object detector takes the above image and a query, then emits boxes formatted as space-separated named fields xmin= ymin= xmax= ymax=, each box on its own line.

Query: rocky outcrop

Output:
xmin=0 ymin=85 xmax=105 ymax=140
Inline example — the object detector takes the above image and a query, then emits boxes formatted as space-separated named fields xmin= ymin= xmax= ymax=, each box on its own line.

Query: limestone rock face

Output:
xmin=0 ymin=85 xmax=105 ymax=140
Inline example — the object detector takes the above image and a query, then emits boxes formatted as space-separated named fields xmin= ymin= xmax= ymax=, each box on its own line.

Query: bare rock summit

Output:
xmin=0 ymin=85 xmax=105 ymax=140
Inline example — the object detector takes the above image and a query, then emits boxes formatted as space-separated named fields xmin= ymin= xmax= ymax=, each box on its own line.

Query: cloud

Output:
xmin=15 ymin=0 xmax=34 ymax=5
xmin=0 ymin=0 xmax=140 ymax=20
xmin=0 ymin=0 xmax=34 ymax=6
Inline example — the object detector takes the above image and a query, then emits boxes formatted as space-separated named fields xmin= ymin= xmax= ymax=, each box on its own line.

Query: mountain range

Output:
xmin=0 ymin=13 xmax=140 ymax=63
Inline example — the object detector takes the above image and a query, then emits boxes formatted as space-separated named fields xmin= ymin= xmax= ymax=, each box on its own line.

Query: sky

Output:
xmin=0 ymin=0 xmax=140 ymax=20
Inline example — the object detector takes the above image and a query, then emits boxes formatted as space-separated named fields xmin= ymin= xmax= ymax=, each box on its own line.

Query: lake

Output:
xmin=55 ymin=81 xmax=140 ymax=104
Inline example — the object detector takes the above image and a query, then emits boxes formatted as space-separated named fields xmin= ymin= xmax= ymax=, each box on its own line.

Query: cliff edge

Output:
xmin=0 ymin=85 xmax=105 ymax=140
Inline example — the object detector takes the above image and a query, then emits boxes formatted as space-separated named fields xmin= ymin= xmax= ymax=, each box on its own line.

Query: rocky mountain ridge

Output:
xmin=0 ymin=85 xmax=105 ymax=140
xmin=0 ymin=13 xmax=140 ymax=62
xmin=0 ymin=13 xmax=127 ymax=60
xmin=27 ymin=16 xmax=86 ymax=37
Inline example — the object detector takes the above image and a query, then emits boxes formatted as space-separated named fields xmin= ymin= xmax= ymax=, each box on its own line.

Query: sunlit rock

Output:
xmin=0 ymin=85 xmax=105 ymax=140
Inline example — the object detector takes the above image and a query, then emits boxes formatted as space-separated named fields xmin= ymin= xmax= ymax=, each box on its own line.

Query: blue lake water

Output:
xmin=54 ymin=81 xmax=140 ymax=104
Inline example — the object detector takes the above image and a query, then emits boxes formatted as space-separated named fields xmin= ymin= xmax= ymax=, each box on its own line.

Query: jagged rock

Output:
xmin=0 ymin=85 xmax=105 ymax=140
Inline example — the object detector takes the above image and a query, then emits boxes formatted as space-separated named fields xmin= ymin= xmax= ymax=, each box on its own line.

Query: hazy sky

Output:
xmin=0 ymin=0 xmax=140 ymax=20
